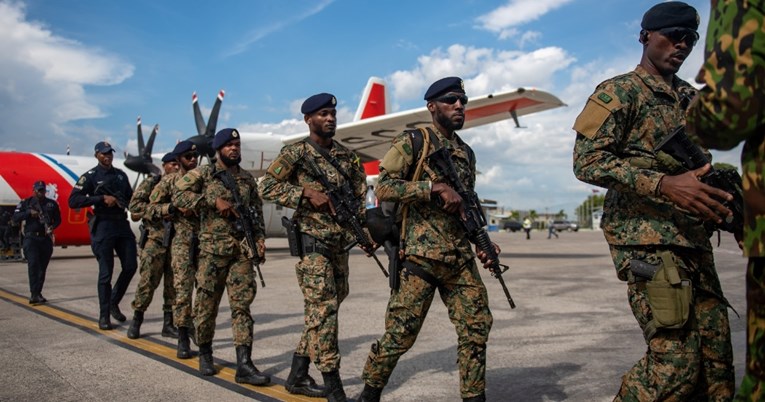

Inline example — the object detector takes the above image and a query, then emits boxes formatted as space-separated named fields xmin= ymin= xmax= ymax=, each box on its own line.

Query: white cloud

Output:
xmin=476 ymin=0 xmax=574 ymax=39
xmin=0 ymin=1 xmax=133 ymax=153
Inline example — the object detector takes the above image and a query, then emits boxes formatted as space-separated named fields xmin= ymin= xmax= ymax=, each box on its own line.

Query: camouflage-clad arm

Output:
xmin=687 ymin=1 xmax=765 ymax=150
xmin=147 ymin=174 xmax=175 ymax=219
xmin=258 ymin=144 xmax=305 ymax=209
xmin=376 ymin=132 xmax=431 ymax=204
xmin=349 ymin=150 xmax=369 ymax=221
xmin=173 ymin=168 xmax=206 ymax=210
xmin=573 ymin=85 xmax=665 ymax=197
xmin=128 ymin=177 xmax=154 ymax=221
xmin=247 ymin=176 xmax=266 ymax=241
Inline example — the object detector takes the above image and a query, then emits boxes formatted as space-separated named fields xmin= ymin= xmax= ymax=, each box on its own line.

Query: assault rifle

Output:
xmin=30 ymin=196 xmax=53 ymax=237
xmin=655 ymin=126 xmax=744 ymax=235
xmin=430 ymin=146 xmax=516 ymax=309
xmin=304 ymin=157 xmax=388 ymax=278
xmin=94 ymin=177 xmax=130 ymax=209
xmin=214 ymin=169 xmax=266 ymax=287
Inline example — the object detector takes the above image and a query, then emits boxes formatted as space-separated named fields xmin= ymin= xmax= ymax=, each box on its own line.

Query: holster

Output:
xmin=281 ymin=216 xmax=302 ymax=257
xmin=300 ymin=234 xmax=332 ymax=259
xmin=138 ymin=223 xmax=149 ymax=249
xmin=384 ymin=241 xmax=400 ymax=292
xmin=162 ymin=221 xmax=175 ymax=248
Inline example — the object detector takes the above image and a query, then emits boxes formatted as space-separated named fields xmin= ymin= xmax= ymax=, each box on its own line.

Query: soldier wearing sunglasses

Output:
xmin=152 ymin=140 xmax=201 ymax=358
xmin=573 ymin=2 xmax=735 ymax=400
xmin=357 ymin=77 xmax=496 ymax=402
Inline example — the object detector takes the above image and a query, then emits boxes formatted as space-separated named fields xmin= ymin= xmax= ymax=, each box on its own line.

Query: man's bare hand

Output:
xmin=256 ymin=239 xmax=266 ymax=262
xmin=303 ymin=187 xmax=335 ymax=214
xmin=29 ymin=209 xmax=40 ymax=218
xmin=103 ymin=194 xmax=118 ymax=207
xmin=432 ymin=183 xmax=462 ymax=214
xmin=476 ymin=242 xmax=501 ymax=269
xmin=660 ymin=164 xmax=733 ymax=224
xmin=215 ymin=197 xmax=239 ymax=218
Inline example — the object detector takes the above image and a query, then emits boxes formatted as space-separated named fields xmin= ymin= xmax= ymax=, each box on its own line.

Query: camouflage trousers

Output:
xmin=131 ymin=237 xmax=174 ymax=312
xmin=362 ymin=256 xmax=493 ymax=399
xmin=735 ymin=257 xmax=765 ymax=402
xmin=610 ymin=245 xmax=735 ymax=402
xmin=193 ymin=249 xmax=256 ymax=347
xmin=294 ymin=251 xmax=349 ymax=372
xmin=171 ymin=232 xmax=197 ymax=329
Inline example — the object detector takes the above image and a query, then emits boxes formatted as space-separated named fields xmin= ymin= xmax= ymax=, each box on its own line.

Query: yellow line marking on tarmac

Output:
xmin=0 ymin=288 xmax=320 ymax=402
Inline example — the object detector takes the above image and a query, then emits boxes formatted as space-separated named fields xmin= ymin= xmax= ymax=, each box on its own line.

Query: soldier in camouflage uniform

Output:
xmin=165 ymin=140 xmax=200 ymax=359
xmin=260 ymin=93 xmax=368 ymax=402
xmin=174 ymin=129 xmax=269 ymax=386
xmin=357 ymin=77 xmax=495 ymax=402
xmin=573 ymin=2 xmax=737 ymax=400
xmin=686 ymin=1 xmax=765 ymax=400
xmin=126 ymin=153 xmax=179 ymax=340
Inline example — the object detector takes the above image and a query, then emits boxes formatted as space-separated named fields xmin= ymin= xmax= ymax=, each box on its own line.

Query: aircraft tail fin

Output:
xmin=354 ymin=77 xmax=388 ymax=121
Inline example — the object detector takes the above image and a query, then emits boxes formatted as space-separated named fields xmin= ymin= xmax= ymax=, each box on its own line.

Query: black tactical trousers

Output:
xmin=90 ymin=219 xmax=137 ymax=318
xmin=23 ymin=234 xmax=53 ymax=296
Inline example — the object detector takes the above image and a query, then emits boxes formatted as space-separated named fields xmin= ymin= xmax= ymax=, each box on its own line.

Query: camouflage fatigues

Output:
xmin=165 ymin=171 xmax=201 ymax=329
xmin=174 ymin=164 xmax=264 ymax=347
xmin=686 ymin=2 xmax=765 ymax=399
xmin=573 ymin=65 xmax=734 ymax=400
xmin=259 ymin=140 xmax=366 ymax=372
xmin=128 ymin=175 xmax=174 ymax=313
xmin=361 ymin=126 xmax=493 ymax=399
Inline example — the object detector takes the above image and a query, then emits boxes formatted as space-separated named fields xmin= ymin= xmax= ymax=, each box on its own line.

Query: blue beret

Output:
xmin=94 ymin=141 xmax=115 ymax=154
xmin=424 ymin=77 xmax=465 ymax=101
xmin=212 ymin=128 xmax=240 ymax=150
xmin=301 ymin=93 xmax=337 ymax=115
xmin=641 ymin=1 xmax=699 ymax=30
xmin=161 ymin=152 xmax=176 ymax=163
xmin=33 ymin=180 xmax=46 ymax=191
xmin=172 ymin=140 xmax=196 ymax=156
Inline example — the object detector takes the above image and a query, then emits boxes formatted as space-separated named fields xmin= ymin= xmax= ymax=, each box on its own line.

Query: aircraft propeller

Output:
xmin=187 ymin=90 xmax=225 ymax=162
xmin=124 ymin=116 xmax=161 ymax=188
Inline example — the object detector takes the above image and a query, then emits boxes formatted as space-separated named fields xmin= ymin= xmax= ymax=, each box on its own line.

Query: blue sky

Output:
xmin=0 ymin=0 xmax=738 ymax=219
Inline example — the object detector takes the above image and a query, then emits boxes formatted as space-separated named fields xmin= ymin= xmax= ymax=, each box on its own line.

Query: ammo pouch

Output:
xmin=300 ymin=234 xmax=332 ymax=259
xmin=633 ymin=251 xmax=693 ymax=342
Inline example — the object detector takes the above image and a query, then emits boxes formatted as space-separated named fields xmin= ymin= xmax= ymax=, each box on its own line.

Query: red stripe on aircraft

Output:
xmin=465 ymin=98 xmax=542 ymax=121
xmin=363 ymin=160 xmax=380 ymax=176
xmin=360 ymin=83 xmax=386 ymax=119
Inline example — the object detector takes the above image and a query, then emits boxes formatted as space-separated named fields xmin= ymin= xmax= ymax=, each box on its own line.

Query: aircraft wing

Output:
xmin=281 ymin=88 xmax=566 ymax=162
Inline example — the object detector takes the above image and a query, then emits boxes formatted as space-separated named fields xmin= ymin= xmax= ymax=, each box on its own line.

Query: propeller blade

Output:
xmin=144 ymin=124 xmax=158 ymax=157
xmin=136 ymin=116 xmax=145 ymax=154
xmin=192 ymin=92 xmax=207 ymax=136
xmin=205 ymin=90 xmax=225 ymax=137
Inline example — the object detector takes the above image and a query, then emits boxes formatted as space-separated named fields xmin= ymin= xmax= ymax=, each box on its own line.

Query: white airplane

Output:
xmin=0 ymin=77 xmax=565 ymax=247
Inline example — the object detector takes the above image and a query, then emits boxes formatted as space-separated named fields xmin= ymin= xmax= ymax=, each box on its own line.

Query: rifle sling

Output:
xmin=304 ymin=138 xmax=353 ymax=184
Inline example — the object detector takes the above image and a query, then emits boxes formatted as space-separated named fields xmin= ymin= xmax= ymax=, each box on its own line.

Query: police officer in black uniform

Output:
xmin=12 ymin=180 xmax=61 ymax=304
xmin=68 ymin=141 xmax=138 ymax=330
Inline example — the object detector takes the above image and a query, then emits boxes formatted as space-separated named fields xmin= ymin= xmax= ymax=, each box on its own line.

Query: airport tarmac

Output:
xmin=0 ymin=230 xmax=747 ymax=402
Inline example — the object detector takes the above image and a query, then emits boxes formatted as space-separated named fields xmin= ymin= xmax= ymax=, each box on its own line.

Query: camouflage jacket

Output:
xmin=163 ymin=171 xmax=200 ymax=235
xmin=173 ymin=164 xmax=264 ymax=256
xmin=573 ymin=65 xmax=712 ymax=250
xmin=128 ymin=175 xmax=164 ymax=240
xmin=687 ymin=0 xmax=765 ymax=257
xmin=259 ymin=140 xmax=367 ymax=249
xmin=376 ymin=126 xmax=475 ymax=266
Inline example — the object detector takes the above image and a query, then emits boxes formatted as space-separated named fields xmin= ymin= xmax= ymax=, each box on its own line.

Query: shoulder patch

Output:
xmin=267 ymin=155 xmax=294 ymax=180
xmin=572 ymin=91 xmax=620 ymax=139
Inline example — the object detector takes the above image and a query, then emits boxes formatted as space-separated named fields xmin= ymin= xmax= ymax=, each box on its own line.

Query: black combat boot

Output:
xmin=321 ymin=370 xmax=348 ymax=402
xmin=357 ymin=383 xmax=383 ymax=402
xmin=177 ymin=327 xmax=192 ymax=359
xmin=126 ymin=310 xmax=144 ymax=339
xmin=110 ymin=304 xmax=126 ymax=322
xmin=98 ymin=316 xmax=113 ymax=330
xmin=463 ymin=393 xmax=486 ymax=402
xmin=285 ymin=353 xmax=326 ymax=397
xmin=234 ymin=345 xmax=270 ymax=386
xmin=198 ymin=342 xmax=217 ymax=376
xmin=161 ymin=311 xmax=178 ymax=338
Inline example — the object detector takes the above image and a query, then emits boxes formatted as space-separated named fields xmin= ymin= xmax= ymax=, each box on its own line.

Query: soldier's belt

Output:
xmin=300 ymin=234 xmax=333 ymax=259
xmin=25 ymin=231 xmax=47 ymax=237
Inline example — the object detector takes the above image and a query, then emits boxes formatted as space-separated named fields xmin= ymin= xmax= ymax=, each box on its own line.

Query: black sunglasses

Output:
xmin=435 ymin=94 xmax=468 ymax=105
xmin=181 ymin=152 xmax=199 ymax=159
xmin=657 ymin=27 xmax=699 ymax=47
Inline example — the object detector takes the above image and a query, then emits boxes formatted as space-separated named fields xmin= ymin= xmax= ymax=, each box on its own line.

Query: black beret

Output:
xmin=301 ymin=93 xmax=337 ymax=115
xmin=33 ymin=180 xmax=46 ymax=191
xmin=641 ymin=1 xmax=699 ymax=31
xmin=424 ymin=77 xmax=466 ymax=101
xmin=94 ymin=141 xmax=115 ymax=154
xmin=161 ymin=152 xmax=176 ymax=163
xmin=172 ymin=140 xmax=196 ymax=156
xmin=212 ymin=128 xmax=240 ymax=150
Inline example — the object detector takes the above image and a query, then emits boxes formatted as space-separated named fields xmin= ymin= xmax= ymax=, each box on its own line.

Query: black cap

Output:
xmin=301 ymin=93 xmax=337 ymax=115
xmin=641 ymin=1 xmax=699 ymax=31
xmin=161 ymin=153 xmax=176 ymax=163
xmin=33 ymin=180 xmax=46 ymax=191
xmin=172 ymin=140 xmax=196 ymax=156
xmin=94 ymin=141 xmax=115 ymax=154
xmin=211 ymin=128 xmax=240 ymax=150
xmin=424 ymin=77 xmax=465 ymax=101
